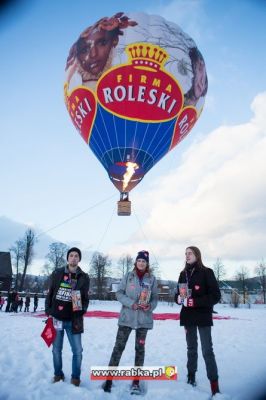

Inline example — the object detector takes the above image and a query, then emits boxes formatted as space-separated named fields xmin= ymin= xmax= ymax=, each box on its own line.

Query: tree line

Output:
xmin=8 ymin=229 xmax=266 ymax=304
xmin=8 ymin=229 xmax=160 ymax=293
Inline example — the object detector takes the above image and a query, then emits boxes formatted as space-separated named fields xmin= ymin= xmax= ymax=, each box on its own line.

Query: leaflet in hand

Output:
xmin=138 ymin=285 xmax=151 ymax=306
xmin=71 ymin=290 xmax=82 ymax=311
xmin=178 ymin=283 xmax=192 ymax=306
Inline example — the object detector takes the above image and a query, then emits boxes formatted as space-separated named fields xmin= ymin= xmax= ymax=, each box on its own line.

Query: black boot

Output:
xmin=131 ymin=380 xmax=141 ymax=395
xmin=102 ymin=380 xmax=112 ymax=392
xmin=187 ymin=372 xmax=196 ymax=387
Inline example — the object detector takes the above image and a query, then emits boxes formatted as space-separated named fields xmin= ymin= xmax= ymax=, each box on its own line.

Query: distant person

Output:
xmin=102 ymin=250 xmax=158 ymax=395
xmin=13 ymin=292 xmax=19 ymax=313
xmin=0 ymin=292 xmax=5 ymax=310
xmin=175 ymin=246 xmax=221 ymax=397
xmin=45 ymin=247 xmax=90 ymax=387
xmin=24 ymin=294 xmax=30 ymax=312
xmin=18 ymin=297 xmax=23 ymax=312
xmin=184 ymin=47 xmax=208 ymax=108
xmin=5 ymin=290 xmax=12 ymax=312
xmin=34 ymin=293 xmax=38 ymax=312
xmin=11 ymin=290 xmax=18 ymax=312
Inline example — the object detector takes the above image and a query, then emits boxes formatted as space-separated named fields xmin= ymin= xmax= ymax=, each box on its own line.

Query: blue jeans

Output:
xmin=52 ymin=320 xmax=83 ymax=379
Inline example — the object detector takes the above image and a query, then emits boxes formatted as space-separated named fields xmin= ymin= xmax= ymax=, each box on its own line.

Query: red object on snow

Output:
xmin=41 ymin=317 xmax=56 ymax=347
xmin=36 ymin=311 xmax=236 ymax=321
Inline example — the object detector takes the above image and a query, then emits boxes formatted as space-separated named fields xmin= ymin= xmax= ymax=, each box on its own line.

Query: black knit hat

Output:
xmin=67 ymin=247 xmax=82 ymax=261
xmin=135 ymin=250 xmax=149 ymax=263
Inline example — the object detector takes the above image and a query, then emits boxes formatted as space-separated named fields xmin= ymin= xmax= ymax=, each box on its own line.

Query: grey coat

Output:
xmin=116 ymin=270 xmax=158 ymax=329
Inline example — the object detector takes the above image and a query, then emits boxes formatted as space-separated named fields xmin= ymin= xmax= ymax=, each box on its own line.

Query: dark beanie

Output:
xmin=135 ymin=250 xmax=149 ymax=263
xmin=67 ymin=247 xmax=82 ymax=261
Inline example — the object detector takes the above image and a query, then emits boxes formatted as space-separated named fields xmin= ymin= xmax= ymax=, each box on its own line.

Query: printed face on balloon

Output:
xmin=76 ymin=30 xmax=119 ymax=77
xmin=194 ymin=58 xmax=207 ymax=99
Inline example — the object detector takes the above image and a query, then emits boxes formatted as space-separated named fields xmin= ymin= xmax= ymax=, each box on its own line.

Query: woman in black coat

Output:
xmin=176 ymin=246 xmax=221 ymax=397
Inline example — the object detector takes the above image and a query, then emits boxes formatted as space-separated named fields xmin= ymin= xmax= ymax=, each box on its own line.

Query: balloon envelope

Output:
xmin=64 ymin=12 xmax=208 ymax=193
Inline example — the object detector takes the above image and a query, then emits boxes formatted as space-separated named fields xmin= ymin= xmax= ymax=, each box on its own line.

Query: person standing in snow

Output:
xmin=175 ymin=246 xmax=221 ymax=397
xmin=33 ymin=293 xmax=38 ymax=312
xmin=24 ymin=293 xmax=30 ymax=312
xmin=45 ymin=247 xmax=90 ymax=387
xmin=102 ymin=250 xmax=158 ymax=394
xmin=0 ymin=292 xmax=5 ymax=310
xmin=5 ymin=290 xmax=12 ymax=312
xmin=11 ymin=290 xmax=18 ymax=312
xmin=18 ymin=297 xmax=23 ymax=312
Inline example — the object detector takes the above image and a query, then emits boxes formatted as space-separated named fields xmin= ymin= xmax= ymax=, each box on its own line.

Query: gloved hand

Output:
xmin=139 ymin=303 xmax=151 ymax=311
xmin=187 ymin=297 xmax=194 ymax=307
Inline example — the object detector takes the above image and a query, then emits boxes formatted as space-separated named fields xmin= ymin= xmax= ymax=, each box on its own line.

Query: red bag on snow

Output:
xmin=41 ymin=317 xmax=56 ymax=347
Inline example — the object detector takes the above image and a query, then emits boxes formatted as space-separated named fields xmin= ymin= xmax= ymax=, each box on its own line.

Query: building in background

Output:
xmin=0 ymin=252 xmax=12 ymax=291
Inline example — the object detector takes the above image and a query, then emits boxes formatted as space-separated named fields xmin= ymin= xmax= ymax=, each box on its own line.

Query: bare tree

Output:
xmin=19 ymin=229 xmax=36 ymax=291
xmin=90 ymin=252 xmax=111 ymax=299
xmin=213 ymin=258 xmax=226 ymax=284
xmin=150 ymin=261 xmax=161 ymax=279
xmin=255 ymin=259 xmax=266 ymax=304
xmin=43 ymin=242 xmax=68 ymax=275
xmin=10 ymin=239 xmax=24 ymax=290
xmin=235 ymin=266 xmax=249 ymax=304
xmin=117 ymin=254 xmax=133 ymax=277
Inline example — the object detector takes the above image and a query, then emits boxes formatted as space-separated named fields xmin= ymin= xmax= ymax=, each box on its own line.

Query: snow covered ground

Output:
xmin=1 ymin=300 xmax=266 ymax=400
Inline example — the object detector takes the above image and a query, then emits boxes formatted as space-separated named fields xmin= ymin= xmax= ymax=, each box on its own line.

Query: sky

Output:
xmin=0 ymin=0 xmax=266 ymax=281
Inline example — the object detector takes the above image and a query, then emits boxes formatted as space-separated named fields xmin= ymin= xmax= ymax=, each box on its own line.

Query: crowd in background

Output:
xmin=0 ymin=290 xmax=38 ymax=313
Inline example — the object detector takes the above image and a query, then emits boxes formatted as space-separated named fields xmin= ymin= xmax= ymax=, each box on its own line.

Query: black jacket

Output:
xmin=45 ymin=266 xmax=90 ymax=333
xmin=177 ymin=265 xmax=221 ymax=326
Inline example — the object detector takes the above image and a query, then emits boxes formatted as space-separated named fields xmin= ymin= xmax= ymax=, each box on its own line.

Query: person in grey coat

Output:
xmin=103 ymin=250 xmax=158 ymax=394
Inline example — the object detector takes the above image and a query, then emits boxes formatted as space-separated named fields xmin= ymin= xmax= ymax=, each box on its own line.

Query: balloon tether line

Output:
xmin=95 ymin=206 xmax=116 ymax=253
xmin=132 ymin=207 xmax=160 ymax=267
xmin=36 ymin=194 xmax=116 ymax=239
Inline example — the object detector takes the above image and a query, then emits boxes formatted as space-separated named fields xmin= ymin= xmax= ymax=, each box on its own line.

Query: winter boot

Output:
xmin=53 ymin=374 xmax=65 ymax=383
xmin=187 ymin=372 xmax=196 ymax=387
xmin=210 ymin=380 xmax=220 ymax=396
xmin=71 ymin=378 xmax=81 ymax=387
xmin=102 ymin=379 xmax=112 ymax=393
xmin=131 ymin=380 xmax=141 ymax=395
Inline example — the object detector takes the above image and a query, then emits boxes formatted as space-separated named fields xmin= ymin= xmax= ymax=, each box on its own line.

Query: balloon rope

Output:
xmin=95 ymin=206 xmax=116 ymax=253
xmin=36 ymin=194 xmax=116 ymax=238
xmin=132 ymin=206 xmax=160 ymax=267
xmin=135 ymin=206 xmax=178 ymax=243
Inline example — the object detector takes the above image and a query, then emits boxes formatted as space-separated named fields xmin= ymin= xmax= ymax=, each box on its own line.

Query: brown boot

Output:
xmin=71 ymin=378 xmax=81 ymax=387
xmin=53 ymin=374 xmax=65 ymax=383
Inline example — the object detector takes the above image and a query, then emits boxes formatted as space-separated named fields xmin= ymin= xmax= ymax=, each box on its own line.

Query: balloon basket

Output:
xmin=117 ymin=200 xmax=131 ymax=216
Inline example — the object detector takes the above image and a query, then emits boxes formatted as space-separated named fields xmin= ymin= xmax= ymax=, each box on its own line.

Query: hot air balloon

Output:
xmin=64 ymin=12 xmax=208 ymax=215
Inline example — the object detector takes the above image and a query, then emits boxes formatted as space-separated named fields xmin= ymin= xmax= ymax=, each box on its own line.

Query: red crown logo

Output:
xmin=126 ymin=42 xmax=169 ymax=71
